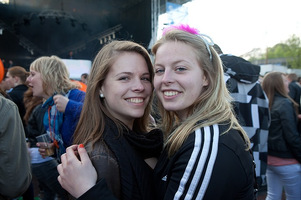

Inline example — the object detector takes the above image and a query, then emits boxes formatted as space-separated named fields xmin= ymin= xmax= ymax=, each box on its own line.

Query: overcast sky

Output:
xmin=158 ymin=0 xmax=301 ymax=56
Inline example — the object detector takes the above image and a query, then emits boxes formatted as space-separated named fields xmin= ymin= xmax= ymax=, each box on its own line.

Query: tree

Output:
xmin=250 ymin=35 xmax=301 ymax=69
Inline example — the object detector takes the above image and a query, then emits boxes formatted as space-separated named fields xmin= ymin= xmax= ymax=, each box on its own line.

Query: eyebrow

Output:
xmin=115 ymin=72 xmax=150 ymax=77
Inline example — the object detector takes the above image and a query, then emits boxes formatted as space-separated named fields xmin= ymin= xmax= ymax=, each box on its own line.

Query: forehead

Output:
xmin=110 ymin=52 xmax=149 ymax=73
xmin=156 ymin=41 xmax=197 ymax=59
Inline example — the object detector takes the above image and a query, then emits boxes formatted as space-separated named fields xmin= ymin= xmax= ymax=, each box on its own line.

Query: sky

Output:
xmin=158 ymin=0 xmax=301 ymax=56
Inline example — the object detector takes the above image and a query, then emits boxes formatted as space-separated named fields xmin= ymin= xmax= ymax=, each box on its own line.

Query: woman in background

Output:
xmin=24 ymin=88 xmax=68 ymax=200
xmin=6 ymin=66 xmax=29 ymax=123
xmin=26 ymin=55 xmax=85 ymax=161
xmin=262 ymin=72 xmax=301 ymax=200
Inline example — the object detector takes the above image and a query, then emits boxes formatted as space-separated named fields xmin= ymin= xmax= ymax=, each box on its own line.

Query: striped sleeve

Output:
xmin=173 ymin=124 xmax=219 ymax=200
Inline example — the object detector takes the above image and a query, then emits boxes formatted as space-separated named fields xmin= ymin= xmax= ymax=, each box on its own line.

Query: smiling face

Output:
xmin=101 ymin=52 xmax=152 ymax=129
xmin=154 ymin=41 xmax=208 ymax=120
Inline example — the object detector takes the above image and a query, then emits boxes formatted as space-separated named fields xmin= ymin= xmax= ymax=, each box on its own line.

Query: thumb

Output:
xmin=77 ymin=144 xmax=91 ymax=164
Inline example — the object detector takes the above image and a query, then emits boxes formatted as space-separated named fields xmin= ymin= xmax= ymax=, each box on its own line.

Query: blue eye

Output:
xmin=155 ymin=68 xmax=164 ymax=74
xmin=175 ymin=66 xmax=186 ymax=72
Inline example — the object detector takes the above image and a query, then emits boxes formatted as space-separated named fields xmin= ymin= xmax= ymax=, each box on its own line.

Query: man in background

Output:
xmin=0 ymin=81 xmax=32 ymax=199
xmin=214 ymin=44 xmax=270 ymax=187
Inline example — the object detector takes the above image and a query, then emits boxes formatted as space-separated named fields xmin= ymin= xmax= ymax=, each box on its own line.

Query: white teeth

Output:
xmin=164 ymin=91 xmax=178 ymax=96
xmin=127 ymin=98 xmax=143 ymax=103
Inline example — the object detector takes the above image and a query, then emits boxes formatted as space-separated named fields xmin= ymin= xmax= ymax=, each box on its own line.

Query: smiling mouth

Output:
xmin=126 ymin=98 xmax=144 ymax=103
xmin=163 ymin=91 xmax=179 ymax=97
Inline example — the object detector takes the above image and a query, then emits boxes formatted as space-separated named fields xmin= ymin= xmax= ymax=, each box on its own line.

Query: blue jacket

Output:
xmin=62 ymin=89 xmax=85 ymax=146
xmin=43 ymin=89 xmax=85 ymax=149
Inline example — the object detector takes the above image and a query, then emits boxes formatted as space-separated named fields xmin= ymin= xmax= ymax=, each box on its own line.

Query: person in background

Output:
xmin=6 ymin=66 xmax=29 ymax=123
xmin=57 ymin=25 xmax=255 ymax=200
xmin=26 ymin=55 xmax=85 ymax=162
xmin=24 ymin=88 xmax=68 ymax=200
xmin=262 ymin=72 xmax=301 ymax=200
xmin=287 ymin=73 xmax=301 ymax=108
xmin=57 ymin=40 xmax=163 ymax=199
xmin=0 ymin=93 xmax=32 ymax=199
xmin=80 ymin=73 xmax=89 ymax=85
xmin=214 ymin=44 xmax=270 ymax=188
xmin=6 ymin=66 xmax=34 ymax=199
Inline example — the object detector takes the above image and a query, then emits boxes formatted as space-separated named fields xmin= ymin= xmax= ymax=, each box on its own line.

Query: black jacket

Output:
xmin=78 ymin=117 xmax=163 ymax=200
xmin=268 ymin=93 xmax=301 ymax=163
xmin=7 ymin=84 xmax=28 ymax=120
xmin=154 ymin=124 xmax=255 ymax=200
xmin=26 ymin=104 xmax=47 ymax=147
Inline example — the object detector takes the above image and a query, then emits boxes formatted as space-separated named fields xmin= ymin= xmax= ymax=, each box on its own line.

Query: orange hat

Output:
xmin=0 ymin=59 xmax=4 ymax=83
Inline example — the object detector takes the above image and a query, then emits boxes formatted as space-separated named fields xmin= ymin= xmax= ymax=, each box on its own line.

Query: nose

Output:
xmin=161 ymin=70 xmax=174 ymax=85
xmin=26 ymin=76 xmax=31 ymax=83
xmin=132 ymin=78 xmax=145 ymax=92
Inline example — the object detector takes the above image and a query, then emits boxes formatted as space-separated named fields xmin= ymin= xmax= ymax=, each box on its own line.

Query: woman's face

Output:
xmin=101 ymin=52 xmax=152 ymax=129
xmin=27 ymin=70 xmax=48 ymax=99
xmin=5 ymin=72 xmax=16 ymax=89
xmin=154 ymin=41 xmax=208 ymax=120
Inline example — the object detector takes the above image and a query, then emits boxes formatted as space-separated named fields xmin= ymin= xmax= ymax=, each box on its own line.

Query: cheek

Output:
xmin=154 ymin=77 xmax=160 ymax=90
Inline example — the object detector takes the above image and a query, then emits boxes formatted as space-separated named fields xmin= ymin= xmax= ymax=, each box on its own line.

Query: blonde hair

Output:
xmin=8 ymin=66 xmax=29 ymax=84
xmin=73 ymin=40 xmax=154 ymax=147
xmin=30 ymin=55 xmax=78 ymax=96
xmin=152 ymin=30 xmax=250 ymax=156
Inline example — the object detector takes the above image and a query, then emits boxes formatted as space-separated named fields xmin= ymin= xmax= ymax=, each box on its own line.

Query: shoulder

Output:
xmin=179 ymin=124 xmax=250 ymax=163
xmin=0 ymin=95 xmax=17 ymax=114
xmin=273 ymin=96 xmax=292 ymax=107
xmin=69 ymin=89 xmax=85 ymax=99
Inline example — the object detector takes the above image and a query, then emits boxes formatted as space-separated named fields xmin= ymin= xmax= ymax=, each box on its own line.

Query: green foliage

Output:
xmin=253 ymin=35 xmax=301 ymax=69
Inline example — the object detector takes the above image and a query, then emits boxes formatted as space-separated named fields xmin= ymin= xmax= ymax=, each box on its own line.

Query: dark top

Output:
xmin=78 ymin=123 xmax=254 ymax=200
xmin=78 ymin=117 xmax=163 ymax=200
xmin=7 ymin=84 xmax=28 ymax=123
xmin=154 ymin=124 xmax=254 ymax=200
xmin=26 ymin=104 xmax=47 ymax=147
xmin=268 ymin=93 xmax=301 ymax=163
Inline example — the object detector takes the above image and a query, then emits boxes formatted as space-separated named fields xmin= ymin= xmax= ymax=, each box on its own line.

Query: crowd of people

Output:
xmin=0 ymin=24 xmax=301 ymax=200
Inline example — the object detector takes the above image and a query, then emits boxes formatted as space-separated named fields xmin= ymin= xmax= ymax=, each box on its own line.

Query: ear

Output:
xmin=13 ymin=76 xmax=20 ymax=83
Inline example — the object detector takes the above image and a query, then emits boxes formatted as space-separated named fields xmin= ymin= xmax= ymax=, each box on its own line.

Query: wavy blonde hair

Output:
xmin=73 ymin=40 xmax=154 ymax=147
xmin=152 ymin=30 xmax=250 ymax=156
xmin=30 ymin=55 xmax=78 ymax=96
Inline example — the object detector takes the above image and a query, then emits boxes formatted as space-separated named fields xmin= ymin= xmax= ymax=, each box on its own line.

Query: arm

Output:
xmin=279 ymin=99 xmax=301 ymax=162
xmin=59 ymin=90 xmax=85 ymax=146
xmin=0 ymin=97 xmax=32 ymax=198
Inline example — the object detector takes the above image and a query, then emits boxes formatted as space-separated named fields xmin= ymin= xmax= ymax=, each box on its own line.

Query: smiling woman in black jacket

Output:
xmin=262 ymin=72 xmax=301 ymax=200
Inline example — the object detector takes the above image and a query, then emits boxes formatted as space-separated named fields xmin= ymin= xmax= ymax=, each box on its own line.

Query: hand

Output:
xmin=36 ymin=142 xmax=55 ymax=158
xmin=53 ymin=94 xmax=69 ymax=113
xmin=57 ymin=144 xmax=97 ymax=198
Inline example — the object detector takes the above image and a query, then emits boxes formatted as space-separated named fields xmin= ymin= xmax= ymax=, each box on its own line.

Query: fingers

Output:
xmin=77 ymin=144 xmax=91 ymax=164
